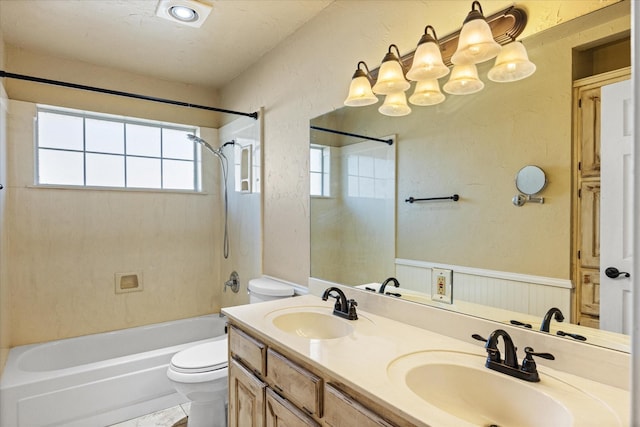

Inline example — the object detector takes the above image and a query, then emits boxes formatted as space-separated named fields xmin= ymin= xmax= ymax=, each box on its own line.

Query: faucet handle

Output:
xmin=471 ymin=334 xmax=487 ymax=342
xmin=521 ymin=346 xmax=554 ymax=375
xmin=524 ymin=347 xmax=554 ymax=361
xmin=347 ymin=299 xmax=358 ymax=320
xmin=471 ymin=334 xmax=501 ymax=363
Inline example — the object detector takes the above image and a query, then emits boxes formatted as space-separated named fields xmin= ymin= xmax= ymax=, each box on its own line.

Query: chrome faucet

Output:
xmin=379 ymin=277 xmax=400 ymax=295
xmin=473 ymin=329 xmax=554 ymax=382
xmin=540 ymin=307 xmax=564 ymax=332
xmin=322 ymin=287 xmax=358 ymax=320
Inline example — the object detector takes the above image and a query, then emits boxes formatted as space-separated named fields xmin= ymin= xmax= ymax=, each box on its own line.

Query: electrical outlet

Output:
xmin=431 ymin=268 xmax=453 ymax=304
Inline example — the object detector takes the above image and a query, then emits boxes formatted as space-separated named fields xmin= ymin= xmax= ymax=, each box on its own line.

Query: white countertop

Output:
xmin=223 ymin=294 xmax=629 ymax=427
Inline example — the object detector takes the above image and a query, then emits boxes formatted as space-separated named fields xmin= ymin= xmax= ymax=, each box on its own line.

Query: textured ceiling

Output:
xmin=0 ymin=0 xmax=333 ymax=89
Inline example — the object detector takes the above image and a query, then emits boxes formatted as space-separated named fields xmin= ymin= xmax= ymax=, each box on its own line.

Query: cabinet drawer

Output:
xmin=229 ymin=325 xmax=267 ymax=377
xmin=267 ymin=348 xmax=323 ymax=417
xmin=265 ymin=388 xmax=320 ymax=427
xmin=324 ymin=383 xmax=395 ymax=427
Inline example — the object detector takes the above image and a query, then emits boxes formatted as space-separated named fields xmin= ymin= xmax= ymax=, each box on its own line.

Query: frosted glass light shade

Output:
xmin=451 ymin=18 xmax=501 ymax=65
xmin=406 ymin=41 xmax=449 ymax=81
xmin=487 ymin=41 xmax=536 ymax=82
xmin=443 ymin=64 xmax=484 ymax=95
xmin=378 ymin=91 xmax=411 ymax=116
xmin=409 ymin=79 xmax=445 ymax=106
xmin=372 ymin=60 xmax=410 ymax=95
xmin=344 ymin=75 xmax=378 ymax=106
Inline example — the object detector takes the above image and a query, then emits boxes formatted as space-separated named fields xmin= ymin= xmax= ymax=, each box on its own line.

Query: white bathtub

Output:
xmin=0 ymin=314 xmax=226 ymax=427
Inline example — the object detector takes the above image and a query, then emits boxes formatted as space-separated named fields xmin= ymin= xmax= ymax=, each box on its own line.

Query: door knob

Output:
xmin=605 ymin=267 xmax=630 ymax=279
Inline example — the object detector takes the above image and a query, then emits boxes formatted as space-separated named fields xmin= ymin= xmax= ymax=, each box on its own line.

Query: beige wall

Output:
xmin=4 ymin=48 xmax=228 ymax=346
xmin=220 ymin=0 xmax=625 ymax=285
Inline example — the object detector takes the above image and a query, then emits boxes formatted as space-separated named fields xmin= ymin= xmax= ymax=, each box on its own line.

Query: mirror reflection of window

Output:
xmin=310 ymin=145 xmax=330 ymax=197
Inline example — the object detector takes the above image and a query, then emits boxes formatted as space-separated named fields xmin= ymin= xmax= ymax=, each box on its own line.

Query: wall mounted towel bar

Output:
xmin=405 ymin=194 xmax=459 ymax=203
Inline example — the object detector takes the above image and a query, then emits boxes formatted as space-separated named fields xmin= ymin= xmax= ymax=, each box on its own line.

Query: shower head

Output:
xmin=187 ymin=133 xmax=220 ymax=156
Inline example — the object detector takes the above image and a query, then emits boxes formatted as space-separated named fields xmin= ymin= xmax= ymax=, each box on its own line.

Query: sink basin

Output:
xmin=406 ymin=361 xmax=570 ymax=426
xmin=388 ymin=351 xmax=622 ymax=427
xmin=270 ymin=311 xmax=355 ymax=339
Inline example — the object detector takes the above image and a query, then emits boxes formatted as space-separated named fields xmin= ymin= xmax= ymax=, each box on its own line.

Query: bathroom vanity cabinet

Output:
xmin=227 ymin=324 xmax=399 ymax=427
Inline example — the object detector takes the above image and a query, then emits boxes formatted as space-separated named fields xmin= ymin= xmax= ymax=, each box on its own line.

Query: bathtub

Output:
xmin=0 ymin=314 xmax=226 ymax=427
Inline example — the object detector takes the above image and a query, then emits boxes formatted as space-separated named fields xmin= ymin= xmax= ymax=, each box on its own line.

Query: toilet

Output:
xmin=167 ymin=277 xmax=294 ymax=427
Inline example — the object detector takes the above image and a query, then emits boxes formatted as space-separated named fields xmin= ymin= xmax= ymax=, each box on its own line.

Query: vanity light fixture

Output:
xmin=155 ymin=0 xmax=213 ymax=28
xmin=488 ymin=40 xmax=537 ymax=82
xmin=451 ymin=1 xmax=502 ymax=65
xmin=344 ymin=61 xmax=379 ymax=107
xmin=406 ymin=26 xmax=449 ymax=81
xmin=409 ymin=79 xmax=446 ymax=106
xmin=443 ymin=64 xmax=484 ymax=95
xmin=371 ymin=44 xmax=411 ymax=95
xmin=378 ymin=91 xmax=412 ymax=117
xmin=343 ymin=1 xmax=533 ymax=116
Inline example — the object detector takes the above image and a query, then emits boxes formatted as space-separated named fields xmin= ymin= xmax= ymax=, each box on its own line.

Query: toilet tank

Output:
xmin=248 ymin=277 xmax=295 ymax=303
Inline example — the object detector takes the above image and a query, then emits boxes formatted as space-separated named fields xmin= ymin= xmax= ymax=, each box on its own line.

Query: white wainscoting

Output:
xmin=395 ymin=259 xmax=573 ymax=317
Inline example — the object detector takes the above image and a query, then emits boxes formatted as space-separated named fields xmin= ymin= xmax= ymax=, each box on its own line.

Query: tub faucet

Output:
xmin=540 ymin=307 xmax=564 ymax=332
xmin=472 ymin=329 xmax=554 ymax=382
xmin=322 ymin=287 xmax=358 ymax=320
xmin=379 ymin=277 xmax=400 ymax=294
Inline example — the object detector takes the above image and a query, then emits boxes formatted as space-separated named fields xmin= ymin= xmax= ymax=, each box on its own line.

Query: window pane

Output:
xmin=127 ymin=124 xmax=161 ymax=157
xmin=163 ymin=128 xmax=194 ymax=160
xmin=163 ymin=159 xmax=194 ymax=189
xmin=310 ymin=172 xmax=322 ymax=196
xmin=127 ymin=157 xmax=161 ymax=189
xmin=38 ymin=112 xmax=84 ymax=150
xmin=310 ymin=148 xmax=323 ymax=172
xmin=86 ymin=153 xmax=125 ymax=187
xmin=38 ymin=149 xmax=84 ymax=185
xmin=86 ymin=119 xmax=124 ymax=154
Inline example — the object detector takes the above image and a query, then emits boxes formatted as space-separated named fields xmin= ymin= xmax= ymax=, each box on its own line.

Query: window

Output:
xmin=36 ymin=107 xmax=200 ymax=191
xmin=310 ymin=144 xmax=330 ymax=197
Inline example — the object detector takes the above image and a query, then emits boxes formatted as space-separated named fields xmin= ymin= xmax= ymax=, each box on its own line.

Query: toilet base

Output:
xmin=187 ymin=398 xmax=227 ymax=427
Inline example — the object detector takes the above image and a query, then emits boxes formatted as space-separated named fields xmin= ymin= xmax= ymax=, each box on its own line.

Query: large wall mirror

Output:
xmin=310 ymin=3 xmax=631 ymax=352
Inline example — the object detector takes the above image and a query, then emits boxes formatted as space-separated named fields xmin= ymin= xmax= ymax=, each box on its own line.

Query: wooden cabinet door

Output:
xmin=579 ymin=268 xmax=600 ymax=317
xmin=578 ymin=86 xmax=601 ymax=178
xmin=265 ymin=388 xmax=320 ymax=427
xmin=229 ymin=358 xmax=266 ymax=427
xmin=323 ymin=384 xmax=395 ymax=427
xmin=579 ymin=181 xmax=601 ymax=269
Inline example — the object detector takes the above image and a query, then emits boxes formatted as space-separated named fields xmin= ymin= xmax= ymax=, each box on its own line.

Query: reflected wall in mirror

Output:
xmin=310 ymin=128 xmax=396 ymax=286
xmin=310 ymin=3 xmax=631 ymax=352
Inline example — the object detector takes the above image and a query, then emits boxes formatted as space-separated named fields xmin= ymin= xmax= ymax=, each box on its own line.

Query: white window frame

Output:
xmin=35 ymin=106 xmax=201 ymax=192
xmin=310 ymin=144 xmax=330 ymax=197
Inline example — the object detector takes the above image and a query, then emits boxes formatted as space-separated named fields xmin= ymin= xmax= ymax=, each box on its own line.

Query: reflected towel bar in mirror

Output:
xmin=405 ymin=194 xmax=459 ymax=203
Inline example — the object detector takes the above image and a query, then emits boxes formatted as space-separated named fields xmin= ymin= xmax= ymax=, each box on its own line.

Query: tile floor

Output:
xmin=108 ymin=403 xmax=189 ymax=427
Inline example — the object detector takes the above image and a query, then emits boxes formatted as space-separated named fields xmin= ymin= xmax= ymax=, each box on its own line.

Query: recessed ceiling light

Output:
xmin=169 ymin=6 xmax=198 ymax=22
xmin=156 ymin=0 xmax=212 ymax=28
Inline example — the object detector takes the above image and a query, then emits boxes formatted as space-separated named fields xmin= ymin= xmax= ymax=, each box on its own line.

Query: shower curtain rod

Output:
xmin=0 ymin=70 xmax=259 ymax=120
xmin=310 ymin=125 xmax=393 ymax=145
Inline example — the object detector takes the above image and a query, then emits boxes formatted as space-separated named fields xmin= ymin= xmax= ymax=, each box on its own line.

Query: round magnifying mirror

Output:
xmin=515 ymin=165 xmax=546 ymax=195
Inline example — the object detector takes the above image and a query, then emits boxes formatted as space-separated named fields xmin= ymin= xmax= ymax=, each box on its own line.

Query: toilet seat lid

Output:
xmin=170 ymin=339 xmax=228 ymax=373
